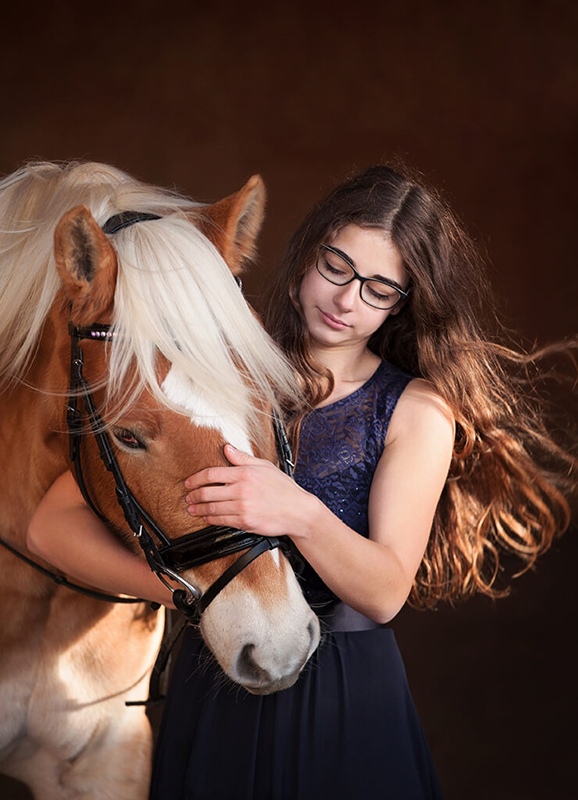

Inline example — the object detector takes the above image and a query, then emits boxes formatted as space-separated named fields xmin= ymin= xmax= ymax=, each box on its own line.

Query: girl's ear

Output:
xmin=389 ymin=300 xmax=407 ymax=316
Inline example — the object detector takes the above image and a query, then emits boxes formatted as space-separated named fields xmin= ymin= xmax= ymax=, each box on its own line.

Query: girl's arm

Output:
xmin=27 ymin=471 xmax=175 ymax=608
xmin=184 ymin=379 xmax=454 ymax=623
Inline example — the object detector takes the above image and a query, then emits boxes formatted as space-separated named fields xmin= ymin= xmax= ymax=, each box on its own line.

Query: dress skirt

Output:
xmin=149 ymin=625 xmax=443 ymax=800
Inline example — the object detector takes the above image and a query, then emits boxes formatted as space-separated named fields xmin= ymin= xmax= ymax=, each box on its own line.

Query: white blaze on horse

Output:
xmin=0 ymin=162 xmax=320 ymax=799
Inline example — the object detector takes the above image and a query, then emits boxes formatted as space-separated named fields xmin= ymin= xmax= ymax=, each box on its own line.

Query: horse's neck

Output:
xmin=0 ymin=328 xmax=70 ymax=544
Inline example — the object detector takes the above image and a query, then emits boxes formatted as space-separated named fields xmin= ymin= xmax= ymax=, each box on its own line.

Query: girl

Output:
xmin=29 ymin=165 xmax=574 ymax=800
xmin=147 ymin=165 xmax=574 ymax=798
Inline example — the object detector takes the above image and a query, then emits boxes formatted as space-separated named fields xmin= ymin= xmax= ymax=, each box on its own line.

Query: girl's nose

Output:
xmin=334 ymin=280 xmax=359 ymax=310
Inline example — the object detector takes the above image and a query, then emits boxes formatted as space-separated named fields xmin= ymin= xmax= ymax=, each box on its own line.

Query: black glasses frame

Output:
xmin=316 ymin=245 xmax=410 ymax=310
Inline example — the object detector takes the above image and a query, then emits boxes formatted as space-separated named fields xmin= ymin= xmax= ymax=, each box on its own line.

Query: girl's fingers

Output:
xmin=185 ymin=485 xmax=238 ymax=505
xmin=184 ymin=449 xmax=274 ymax=490
xmin=223 ymin=445 xmax=260 ymax=465
xmin=187 ymin=500 xmax=243 ymax=518
xmin=184 ymin=466 xmax=236 ymax=490
xmin=199 ymin=514 xmax=248 ymax=528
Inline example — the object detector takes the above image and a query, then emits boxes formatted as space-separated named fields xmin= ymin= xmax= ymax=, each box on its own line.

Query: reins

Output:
xmin=0 ymin=533 xmax=145 ymax=604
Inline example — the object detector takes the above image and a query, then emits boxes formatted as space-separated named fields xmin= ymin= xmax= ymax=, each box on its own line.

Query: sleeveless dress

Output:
xmin=149 ymin=360 xmax=443 ymax=800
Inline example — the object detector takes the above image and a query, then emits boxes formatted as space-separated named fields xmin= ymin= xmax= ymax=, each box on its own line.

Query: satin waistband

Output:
xmin=320 ymin=601 xmax=388 ymax=632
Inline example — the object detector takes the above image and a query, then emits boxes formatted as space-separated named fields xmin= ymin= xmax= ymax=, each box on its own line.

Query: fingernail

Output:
xmin=225 ymin=444 xmax=236 ymax=452
xmin=184 ymin=480 xmax=190 ymax=489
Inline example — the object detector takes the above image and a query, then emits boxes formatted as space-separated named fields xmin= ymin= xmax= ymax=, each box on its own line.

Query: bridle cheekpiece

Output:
xmin=65 ymin=211 xmax=295 ymax=622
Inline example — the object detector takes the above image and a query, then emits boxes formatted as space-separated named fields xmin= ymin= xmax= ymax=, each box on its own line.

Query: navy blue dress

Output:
xmin=150 ymin=360 xmax=443 ymax=799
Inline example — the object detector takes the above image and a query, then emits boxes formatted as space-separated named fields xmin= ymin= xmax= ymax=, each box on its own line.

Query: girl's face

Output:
xmin=298 ymin=225 xmax=409 ymax=351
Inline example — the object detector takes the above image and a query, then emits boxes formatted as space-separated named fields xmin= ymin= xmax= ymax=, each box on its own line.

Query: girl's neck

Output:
xmin=311 ymin=343 xmax=381 ymax=406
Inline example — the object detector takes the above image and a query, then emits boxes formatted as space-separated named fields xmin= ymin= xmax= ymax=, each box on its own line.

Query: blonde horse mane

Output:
xmin=0 ymin=161 xmax=299 ymax=441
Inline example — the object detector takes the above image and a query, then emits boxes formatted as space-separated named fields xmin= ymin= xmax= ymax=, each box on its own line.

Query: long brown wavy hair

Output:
xmin=265 ymin=164 xmax=577 ymax=608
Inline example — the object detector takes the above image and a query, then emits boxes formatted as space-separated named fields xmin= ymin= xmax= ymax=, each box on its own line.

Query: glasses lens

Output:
xmin=316 ymin=249 xmax=354 ymax=285
xmin=317 ymin=246 xmax=403 ymax=310
xmin=361 ymin=280 xmax=402 ymax=310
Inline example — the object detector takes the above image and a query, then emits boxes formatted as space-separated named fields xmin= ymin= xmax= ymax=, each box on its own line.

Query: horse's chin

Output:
xmin=243 ymin=670 xmax=303 ymax=695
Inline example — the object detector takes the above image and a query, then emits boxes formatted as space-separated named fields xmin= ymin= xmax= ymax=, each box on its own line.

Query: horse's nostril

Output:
xmin=236 ymin=644 xmax=270 ymax=685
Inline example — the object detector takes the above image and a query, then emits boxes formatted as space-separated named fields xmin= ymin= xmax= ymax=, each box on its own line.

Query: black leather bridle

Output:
xmin=65 ymin=211 xmax=296 ymax=621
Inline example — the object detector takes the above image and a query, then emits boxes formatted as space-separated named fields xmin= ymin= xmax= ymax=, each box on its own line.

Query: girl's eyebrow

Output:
xmin=326 ymin=244 xmax=405 ymax=291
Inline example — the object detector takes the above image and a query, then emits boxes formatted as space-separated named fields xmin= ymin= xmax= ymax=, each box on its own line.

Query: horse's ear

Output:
xmin=198 ymin=175 xmax=266 ymax=275
xmin=54 ymin=205 xmax=118 ymax=325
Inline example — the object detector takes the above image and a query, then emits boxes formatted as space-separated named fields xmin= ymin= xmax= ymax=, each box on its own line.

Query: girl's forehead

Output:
xmin=328 ymin=225 xmax=408 ymax=286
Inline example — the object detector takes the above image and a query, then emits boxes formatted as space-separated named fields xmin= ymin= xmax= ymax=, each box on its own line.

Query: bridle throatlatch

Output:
xmin=66 ymin=210 xmax=297 ymax=623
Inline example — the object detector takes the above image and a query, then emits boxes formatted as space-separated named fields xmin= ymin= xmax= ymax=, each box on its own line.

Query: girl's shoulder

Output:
xmin=385 ymin=377 xmax=455 ymax=448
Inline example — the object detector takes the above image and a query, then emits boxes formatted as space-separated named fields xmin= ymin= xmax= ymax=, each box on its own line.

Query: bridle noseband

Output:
xmin=66 ymin=211 xmax=296 ymax=621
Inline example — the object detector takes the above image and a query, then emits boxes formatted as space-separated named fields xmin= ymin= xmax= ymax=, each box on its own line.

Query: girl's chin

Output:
xmin=309 ymin=322 xmax=349 ymax=342
xmin=309 ymin=328 xmax=369 ymax=351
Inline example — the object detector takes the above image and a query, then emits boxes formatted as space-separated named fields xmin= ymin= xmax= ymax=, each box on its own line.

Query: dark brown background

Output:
xmin=1 ymin=2 xmax=576 ymax=798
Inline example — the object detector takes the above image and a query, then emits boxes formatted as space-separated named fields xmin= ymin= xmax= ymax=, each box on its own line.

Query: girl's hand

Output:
xmin=184 ymin=445 xmax=314 ymax=538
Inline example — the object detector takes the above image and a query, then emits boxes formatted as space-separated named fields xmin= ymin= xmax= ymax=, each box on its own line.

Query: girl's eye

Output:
xmin=367 ymin=282 xmax=393 ymax=301
xmin=114 ymin=429 xmax=145 ymax=450
xmin=324 ymin=259 xmax=348 ymax=276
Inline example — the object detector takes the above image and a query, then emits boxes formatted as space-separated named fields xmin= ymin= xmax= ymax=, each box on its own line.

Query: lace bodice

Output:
xmin=293 ymin=359 xmax=412 ymax=607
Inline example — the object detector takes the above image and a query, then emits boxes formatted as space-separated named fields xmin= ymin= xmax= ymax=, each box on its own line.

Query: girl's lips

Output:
xmin=318 ymin=309 xmax=351 ymax=329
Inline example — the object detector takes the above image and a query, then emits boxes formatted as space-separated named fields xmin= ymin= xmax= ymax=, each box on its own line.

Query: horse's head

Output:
xmin=49 ymin=172 xmax=320 ymax=694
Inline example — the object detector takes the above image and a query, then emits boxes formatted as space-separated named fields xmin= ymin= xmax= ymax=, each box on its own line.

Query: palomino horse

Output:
xmin=0 ymin=162 xmax=320 ymax=799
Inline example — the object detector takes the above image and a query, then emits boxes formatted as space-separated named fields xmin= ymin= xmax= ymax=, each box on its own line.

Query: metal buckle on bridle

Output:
xmin=155 ymin=565 xmax=202 ymax=602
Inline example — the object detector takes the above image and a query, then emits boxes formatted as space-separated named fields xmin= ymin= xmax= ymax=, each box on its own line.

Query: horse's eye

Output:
xmin=114 ymin=428 xmax=145 ymax=450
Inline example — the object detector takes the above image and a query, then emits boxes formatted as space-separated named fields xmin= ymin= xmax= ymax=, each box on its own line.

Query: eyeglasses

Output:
xmin=316 ymin=245 xmax=410 ymax=310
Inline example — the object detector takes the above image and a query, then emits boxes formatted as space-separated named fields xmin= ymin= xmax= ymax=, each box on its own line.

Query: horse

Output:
xmin=0 ymin=161 xmax=320 ymax=799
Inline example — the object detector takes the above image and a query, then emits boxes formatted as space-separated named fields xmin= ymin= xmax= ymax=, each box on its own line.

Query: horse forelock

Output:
xmin=0 ymin=161 xmax=300 ymax=445
xmin=107 ymin=214 xmax=298 ymax=445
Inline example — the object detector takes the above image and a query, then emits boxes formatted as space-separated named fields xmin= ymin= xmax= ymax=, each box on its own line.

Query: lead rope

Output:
xmin=126 ymin=611 xmax=188 ymax=707
xmin=0 ymin=533 xmax=146 ymax=604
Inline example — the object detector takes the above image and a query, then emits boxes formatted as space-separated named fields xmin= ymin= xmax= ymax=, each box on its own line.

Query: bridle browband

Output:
xmin=65 ymin=210 xmax=296 ymax=621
